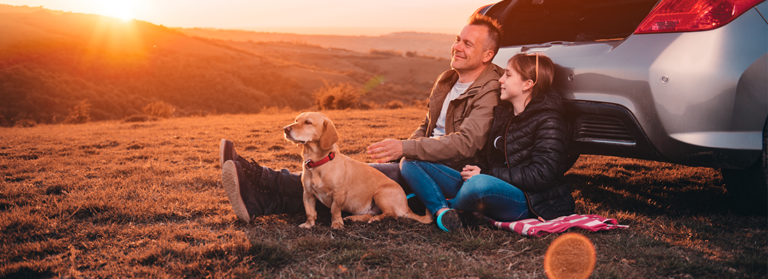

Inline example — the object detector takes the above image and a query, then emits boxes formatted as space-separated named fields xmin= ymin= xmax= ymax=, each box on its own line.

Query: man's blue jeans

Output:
xmin=400 ymin=160 xmax=529 ymax=222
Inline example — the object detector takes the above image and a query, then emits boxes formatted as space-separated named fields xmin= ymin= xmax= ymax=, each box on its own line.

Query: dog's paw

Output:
xmin=331 ymin=222 xmax=344 ymax=230
xmin=299 ymin=222 xmax=314 ymax=229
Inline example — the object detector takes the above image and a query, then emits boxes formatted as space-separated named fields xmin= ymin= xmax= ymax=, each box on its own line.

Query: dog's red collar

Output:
xmin=305 ymin=152 xmax=335 ymax=170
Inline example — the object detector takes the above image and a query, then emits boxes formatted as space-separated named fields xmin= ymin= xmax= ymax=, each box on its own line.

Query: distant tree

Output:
xmin=65 ymin=100 xmax=91 ymax=124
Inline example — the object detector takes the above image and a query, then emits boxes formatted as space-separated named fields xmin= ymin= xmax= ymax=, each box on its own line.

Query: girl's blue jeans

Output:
xmin=400 ymin=159 xmax=529 ymax=222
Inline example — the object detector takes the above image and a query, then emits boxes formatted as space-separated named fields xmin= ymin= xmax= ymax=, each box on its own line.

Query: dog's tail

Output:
xmin=407 ymin=210 xmax=433 ymax=224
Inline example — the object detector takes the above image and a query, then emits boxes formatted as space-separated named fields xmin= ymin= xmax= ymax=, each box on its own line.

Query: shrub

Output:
xmin=13 ymin=118 xmax=36 ymax=128
xmin=405 ymin=51 xmax=418 ymax=57
xmin=64 ymin=100 xmax=90 ymax=124
xmin=359 ymin=101 xmax=377 ymax=110
xmin=385 ymin=100 xmax=404 ymax=109
xmin=143 ymin=101 xmax=176 ymax=118
xmin=412 ymin=99 xmax=429 ymax=108
xmin=123 ymin=115 xmax=152 ymax=123
xmin=313 ymin=82 xmax=361 ymax=110
xmin=369 ymin=49 xmax=402 ymax=57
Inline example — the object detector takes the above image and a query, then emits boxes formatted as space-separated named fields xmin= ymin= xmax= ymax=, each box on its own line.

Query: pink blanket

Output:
xmin=485 ymin=214 xmax=628 ymax=237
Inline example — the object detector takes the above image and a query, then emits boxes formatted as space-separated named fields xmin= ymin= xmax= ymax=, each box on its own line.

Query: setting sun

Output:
xmin=99 ymin=0 xmax=133 ymax=21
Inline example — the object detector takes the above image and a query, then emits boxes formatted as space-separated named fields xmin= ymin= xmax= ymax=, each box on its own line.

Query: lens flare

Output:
xmin=544 ymin=233 xmax=596 ymax=279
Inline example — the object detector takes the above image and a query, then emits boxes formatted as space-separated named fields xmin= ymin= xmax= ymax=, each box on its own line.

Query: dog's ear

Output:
xmin=319 ymin=117 xmax=338 ymax=150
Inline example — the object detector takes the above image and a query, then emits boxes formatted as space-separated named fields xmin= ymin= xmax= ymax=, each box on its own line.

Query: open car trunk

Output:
xmin=483 ymin=0 xmax=659 ymax=46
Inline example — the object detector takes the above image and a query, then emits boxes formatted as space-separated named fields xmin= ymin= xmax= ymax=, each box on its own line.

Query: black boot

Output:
xmin=223 ymin=160 xmax=303 ymax=220
xmin=219 ymin=139 xmax=239 ymax=168
xmin=220 ymin=139 xmax=305 ymax=219
xmin=235 ymin=156 xmax=269 ymax=194
xmin=221 ymin=139 xmax=288 ymax=194
xmin=235 ymin=157 xmax=305 ymax=215
xmin=221 ymin=160 xmax=255 ymax=221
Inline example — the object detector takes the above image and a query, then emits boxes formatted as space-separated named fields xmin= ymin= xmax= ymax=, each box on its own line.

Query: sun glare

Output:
xmin=100 ymin=1 xmax=134 ymax=21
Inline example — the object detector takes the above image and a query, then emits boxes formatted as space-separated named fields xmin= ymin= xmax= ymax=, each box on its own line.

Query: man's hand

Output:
xmin=367 ymin=139 xmax=404 ymax=163
xmin=461 ymin=165 xmax=481 ymax=181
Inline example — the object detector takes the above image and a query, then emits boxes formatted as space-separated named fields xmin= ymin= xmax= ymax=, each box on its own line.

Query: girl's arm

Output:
xmin=490 ymin=114 xmax=568 ymax=193
xmin=461 ymin=165 xmax=481 ymax=181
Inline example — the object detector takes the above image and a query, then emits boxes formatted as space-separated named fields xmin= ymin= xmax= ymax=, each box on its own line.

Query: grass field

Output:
xmin=1 ymin=108 xmax=766 ymax=278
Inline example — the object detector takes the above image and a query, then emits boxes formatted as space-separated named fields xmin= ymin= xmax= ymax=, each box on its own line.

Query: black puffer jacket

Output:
xmin=481 ymin=88 xmax=575 ymax=220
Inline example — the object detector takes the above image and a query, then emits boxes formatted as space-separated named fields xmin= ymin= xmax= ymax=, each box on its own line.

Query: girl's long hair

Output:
xmin=508 ymin=53 xmax=555 ymax=101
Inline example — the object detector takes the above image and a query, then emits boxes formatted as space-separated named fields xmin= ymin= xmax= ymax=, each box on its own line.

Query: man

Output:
xmin=220 ymin=14 xmax=504 ymax=222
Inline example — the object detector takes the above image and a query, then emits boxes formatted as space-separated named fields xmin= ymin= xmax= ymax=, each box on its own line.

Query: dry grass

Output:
xmin=1 ymin=109 xmax=766 ymax=278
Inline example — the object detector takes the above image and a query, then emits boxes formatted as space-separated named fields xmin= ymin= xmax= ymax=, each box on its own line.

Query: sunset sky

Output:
xmin=1 ymin=0 xmax=497 ymax=35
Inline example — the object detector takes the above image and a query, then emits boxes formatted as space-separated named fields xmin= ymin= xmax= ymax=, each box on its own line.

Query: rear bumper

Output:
xmin=564 ymin=101 xmax=666 ymax=162
xmin=565 ymin=100 xmax=763 ymax=169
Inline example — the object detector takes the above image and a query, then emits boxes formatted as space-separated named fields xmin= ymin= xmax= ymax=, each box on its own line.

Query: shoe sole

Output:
xmin=437 ymin=209 xmax=462 ymax=232
xmin=221 ymin=161 xmax=250 ymax=222
xmin=219 ymin=139 xmax=229 ymax=168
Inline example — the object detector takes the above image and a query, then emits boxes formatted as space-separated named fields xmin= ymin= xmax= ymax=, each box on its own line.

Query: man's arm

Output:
xmin=401 ymin=83 xmax=499 ymax=163
xmin=367 ymin=139 xmax=404 ymax=163
xmin=409 ymin=113 xmax=429 ymax=140
xmin=367 ymin=111 xmax=430 ymax=163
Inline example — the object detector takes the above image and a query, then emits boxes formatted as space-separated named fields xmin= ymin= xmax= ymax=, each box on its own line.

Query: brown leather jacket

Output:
xmin=402 ymin=63 xmax=503 ymax=169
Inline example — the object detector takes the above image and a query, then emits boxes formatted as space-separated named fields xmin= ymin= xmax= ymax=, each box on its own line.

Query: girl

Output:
xmin=401 ymin=53 xmax=575 ymax=231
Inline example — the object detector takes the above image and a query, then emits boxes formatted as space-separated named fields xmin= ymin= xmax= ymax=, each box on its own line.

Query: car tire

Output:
xmin=722 ymin=118 xmax=768 ymax=215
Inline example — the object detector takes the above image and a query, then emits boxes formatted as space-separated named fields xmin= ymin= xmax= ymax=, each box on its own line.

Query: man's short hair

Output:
xmin=468 ymin=14 xmax=503 ymax=58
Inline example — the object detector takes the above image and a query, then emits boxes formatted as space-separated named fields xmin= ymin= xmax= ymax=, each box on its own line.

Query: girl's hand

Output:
xmin=461 ymin=165 xmax=481 ymax=181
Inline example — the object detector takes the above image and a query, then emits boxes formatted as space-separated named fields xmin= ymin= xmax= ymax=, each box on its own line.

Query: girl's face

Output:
xmin=499 ymin=62 xmax=531 ymax=103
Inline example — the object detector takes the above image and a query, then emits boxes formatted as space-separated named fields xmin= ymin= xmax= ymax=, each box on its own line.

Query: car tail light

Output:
xmin=634 ymin=0 xmax=763 ymax=34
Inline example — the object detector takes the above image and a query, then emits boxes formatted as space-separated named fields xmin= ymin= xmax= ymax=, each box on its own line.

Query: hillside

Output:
xmin=0 ymin=4 xmax=450 ymax=126
xmin=176 ymin=28 xmax=456 ymax=59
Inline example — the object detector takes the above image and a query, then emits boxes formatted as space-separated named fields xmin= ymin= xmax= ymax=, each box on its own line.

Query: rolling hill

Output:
xmin=0 ymin=4 xmax=450 ymax=126
xmin=176 ymin=28 xmax=455 ymax=59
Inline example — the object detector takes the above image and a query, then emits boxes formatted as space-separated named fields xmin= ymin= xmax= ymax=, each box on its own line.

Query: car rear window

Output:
xmin=485 ymin=0 xmax=658 ymax=46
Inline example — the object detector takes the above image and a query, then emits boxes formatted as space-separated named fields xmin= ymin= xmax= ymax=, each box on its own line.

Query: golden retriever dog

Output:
xmin=283 ymin=112 xmax=432 ymax=229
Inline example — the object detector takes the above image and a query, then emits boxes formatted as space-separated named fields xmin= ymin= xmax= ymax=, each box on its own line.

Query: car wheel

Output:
xmin=722 ymin=118 xmax=768 ymax=215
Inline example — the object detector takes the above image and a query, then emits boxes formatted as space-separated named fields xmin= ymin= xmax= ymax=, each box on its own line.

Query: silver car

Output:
xmin=479 ymin=0 xmax=767 ymax=214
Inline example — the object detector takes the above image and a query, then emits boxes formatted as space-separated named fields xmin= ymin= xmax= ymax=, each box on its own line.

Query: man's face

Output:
xmin=450 ymin=24 xmax=492 ymax=73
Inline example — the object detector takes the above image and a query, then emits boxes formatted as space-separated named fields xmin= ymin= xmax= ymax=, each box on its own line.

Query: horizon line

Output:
xmin=1 ymin=4 xmax=460 ymax=37
xmin=176 ymin=26 xmax=457 ymax=37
